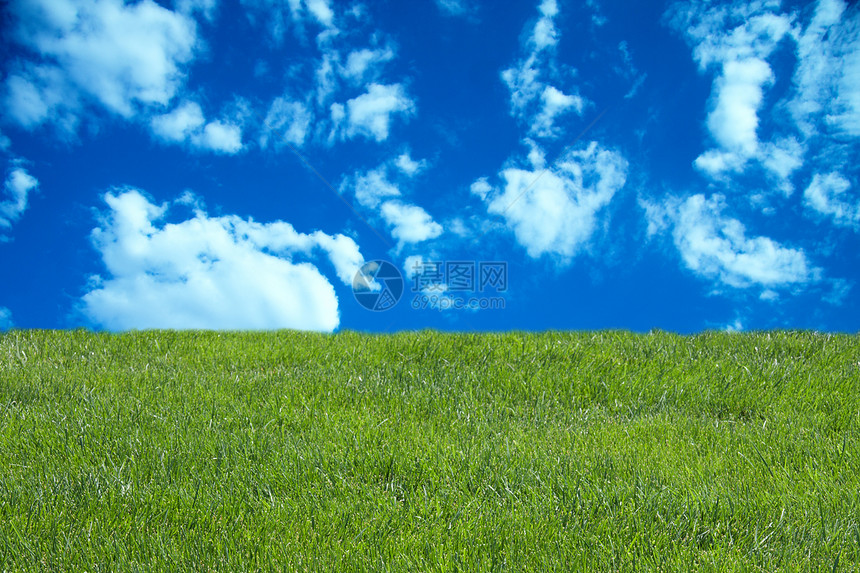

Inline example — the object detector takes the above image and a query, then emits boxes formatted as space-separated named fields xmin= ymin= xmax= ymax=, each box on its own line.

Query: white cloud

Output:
xmin=478 ymin=142 xmax=627 ymax=262
xmin=82 ymin=189 xmax=365 ymax=331
xmin=250 ymin=1 xmax=414 ymax=151
xmin=470 ymin=177 xmax=493 ymax=201
xmin=533 ymin=85 xmax=585 ymax=138
xmin=639 ymin=196 xmax=672 ymax=238
xmin=394 ymin=152 xmax=426 ymax=177
xmin=240 ymin=0 xmax=334 ymax=43
xmin=310 ymin=233 xmax=365 ymax=286
xmin=380 ymin=201 xmax=443 ymax=246
xmin=261 ymin=98 xmax=312 ymax=148
xmin=329 ymin=102 xmax=346 ymax=142
xmin=342 ymin=46 xmax=395 ymax=84
xmin=314 ymin=53 xmax=340 ymax=105
xmin=617 ymin=41 xmax=647 ymax=99
xmin=668 ymin=193 xmax=816 ymax=289
xmin=790 ymin=0 xmax=860 ymax=137
xmin=724 ymin=316 xmax=744 ymax=332
xmin=0 ymin=167 xmax=39 ymax=231
xmin=669 ymin=1 xmax=805 ymax=185
xmin=175 ymin=0 xmax=217 ymax=21
xmin=151 ymin=101 xmax=244 ymax=154
xmin=0 ymin=307 xmax=13 ymax=330
xmin=693 ymin=56 xmax=776 ymax=177
xmin=305 ymin=0 xmax=334 ymax=28
xmin=761 ymin=137 xmax=804 ymax=193
xmin=692 ymin=149 xmax=745 ymax=179
xmin=803 ymin=172 xmax=860 ymax=229
xmin=352 ymin=167 xmax=402 ymax=209
xmin=343 ymin=83 xmax=415 ymax=142
xmin=434 ymin=0 xmax=470 ymax=17
xmin=707 ymin=58 xmax=773 ymax=157
xmin=501 ymin=0 xmax=586 ymax=140
xmin=533 ymin=0 xmax=560 ymax=50
xmin=344 ymin=159 xmax=442 ymax=248
xmin=4 ymin=67 xmax=77 ymax=133
xmin=4 ymin=0 xmax=198 ymax=132
xmin=193 ymin=121 xmax=243 ymax=154
xmin=502 ymin=56 xmax=543 ymax=120
xmin=0 ymin=132 xmax=10 ymax=152
xmin=669 ymin=2 xmax=791 ymax=70
xmin=150 ymin=100 xmax=205 ymax=143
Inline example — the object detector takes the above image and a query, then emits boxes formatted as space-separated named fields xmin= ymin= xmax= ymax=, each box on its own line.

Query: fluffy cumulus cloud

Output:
xmin=3 ymin=0 xmax=198 ymax=133
xmin=380 ymin=201 xmax=443 ymax=246
xmin=0 ymin=166 xmax=39 ymax=232
xmin=480 ymin=0 xmax=625 ymax=263
xmin=194 ymin=121 xmax=244 ymax=154
xmin=81 ymin=189 xmax=365 ymax=331
xmin=647 ymin=193 xmax=817 ymax=289
xmin=150 ymin=100 xmax=205 ymax=142
xmin=151 ymin=101 xmax=244 ymax=154
xmin=703 ymin=58 xmax=773 ymax=159
xmin=501 ymin=0 xmax=586 ymax=139
xmin=669 ymin=0 xmax=794 ymax=180
xmin=475 ymin=142 xmax=627 ymax=262
xmin=342 ymin=83 xmax=415 ymax=142
xmin=803 ymin=172 xmax=860 ymax=229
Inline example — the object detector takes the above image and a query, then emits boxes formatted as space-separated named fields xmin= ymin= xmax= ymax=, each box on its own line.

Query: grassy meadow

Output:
xmin=0 ymin=329 xmax=859 ymax=571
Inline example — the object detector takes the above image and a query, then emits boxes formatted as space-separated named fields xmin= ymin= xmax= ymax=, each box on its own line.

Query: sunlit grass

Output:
xmin=1 ymin=329 xmax=858 ymax=571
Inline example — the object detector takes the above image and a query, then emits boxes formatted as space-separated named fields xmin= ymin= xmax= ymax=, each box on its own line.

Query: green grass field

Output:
xmin=1 ymin=329 xmax=858 ymax=571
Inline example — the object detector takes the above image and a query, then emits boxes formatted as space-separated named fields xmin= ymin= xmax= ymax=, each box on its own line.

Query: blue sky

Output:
xmin=1 ymin=0 xmax=858 ymax=333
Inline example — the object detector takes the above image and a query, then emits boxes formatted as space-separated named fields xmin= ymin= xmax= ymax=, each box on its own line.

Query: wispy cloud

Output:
xmin=0 ymin=165 xmax=38 ymax=233
xmin=256 ymin=3 xmax=414 ymax=149
xmin=790 ymin=0 xmax=860 ymax=138
xmin=260 ymin=98 xmax=312 ymax=148
xmin=434 ymin=0 xmax=471 ymax=18
xmin=343 ymin=155 xmax=443 ymax=250
xmin=803 ymin=172 xmax=860 ymax=230
xmin=240 ymin=0 xmax=335 ymax=45
xmin=501 ymin=0 xmax=586 ymax=140
xmin=668 ymin=0 xmax=860 ymax=203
